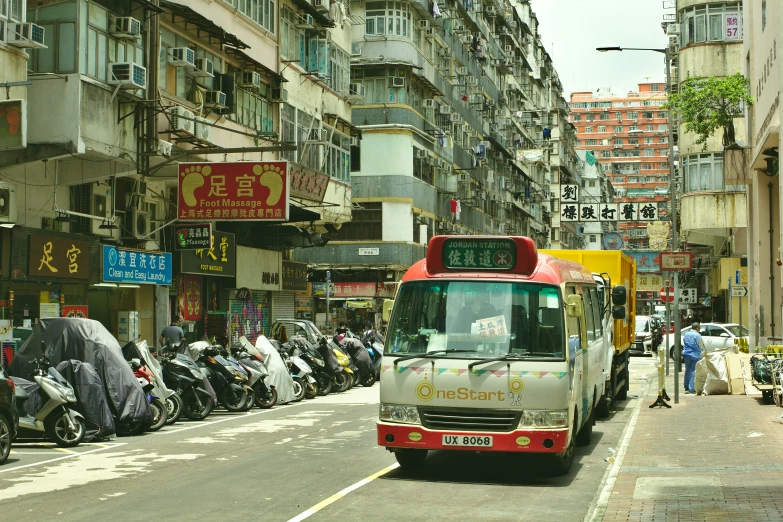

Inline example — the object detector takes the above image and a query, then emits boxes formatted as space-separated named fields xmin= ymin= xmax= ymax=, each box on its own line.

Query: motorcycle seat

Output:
xmin=14 ymin=386 xmax=28 ymax=401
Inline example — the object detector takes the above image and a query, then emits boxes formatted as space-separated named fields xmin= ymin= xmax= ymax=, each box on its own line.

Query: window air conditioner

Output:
xmin=270 ymin=87 xmax=289 ymax=102
xmin=416 ymin=149 xmax=428 ymax=159
xmin=204 ymin=90 xmax=227 ymax=108
xmin=108 ymin=62 xmax=147 ymax=90
xmin=419 ymin=20 xmax=430 ymax=29
xmin=194 ymin=116 xmax=213 ymax=143
xmin=169 ymin=47 xmax=196 ymax=67
xmin=110 ymin=17 xmax=141 ymax=39
xmin=312 ymin=0 xmax=329 ymax=12
xmin=240 ymin=71 xmax=262 ymax=90
xmin=7 ymin=23 xmax=46 ymax=48
xmin=170 ymin=106 xmax=195 ymax=134
xmin=458 ymin=173 xmax=470 ymax=182
xmin=485 ymin=6 xmax=496 ymax=15
xmin=0 ymin=183 xmax=17 ymax=224
xmin=423 ymin=99 xmax=437 ymax=109
xmin=456 ymin=67 xmax=468 ymax=76
xmin=296 ymin=14 xmax=315 ymax=28
xmin=157 ymin=139 xmax=173 ymax=157
xmin=392 ymin=77 xmax=405 ymax=87
xmin=467 ymin=76 xmax=479 ymax=86
xmin=504 ymin=44 xmax=512 ymax=53
xmin=125 ymin=209 xmax=150 ymax=239
xmin=439 ymin=105 xmax=451 ymax=114
xmin=190 ymin=58 xmax=214 ymax=78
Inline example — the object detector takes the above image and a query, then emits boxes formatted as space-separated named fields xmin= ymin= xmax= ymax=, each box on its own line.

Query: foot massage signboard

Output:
xmin=177 ymin=162 xmax=290 ymax=222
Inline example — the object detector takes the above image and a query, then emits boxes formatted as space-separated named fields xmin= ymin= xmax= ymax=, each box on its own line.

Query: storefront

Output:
xmin=278 ymin=260 xmax=307 ymax=322
xmin=229 ymin=246 xmax=280 ymax=344
xmin=314 ymin=282 xmax=378 ymax=332
xmin=95 ymin=244 xmax=173 ymax=344
xmin=178 ymin=230 xmax=237 ymax=344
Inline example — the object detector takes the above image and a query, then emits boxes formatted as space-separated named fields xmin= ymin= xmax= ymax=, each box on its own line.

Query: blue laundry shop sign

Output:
xmin=102 ymin=245 xmax=172 ymax=285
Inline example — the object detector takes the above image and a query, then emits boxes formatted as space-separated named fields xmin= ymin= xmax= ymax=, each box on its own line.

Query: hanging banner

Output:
xmin=177 ymin=162 xmax=290 ymax=222
xmin=61 ymin=305 xmax=89 ymax=318
xmin=183 ymin=275 xmax=203 ymax=321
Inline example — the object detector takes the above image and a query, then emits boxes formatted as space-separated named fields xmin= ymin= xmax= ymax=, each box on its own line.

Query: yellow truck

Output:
xmin=541 ymin=250 xmax=636 ymax=416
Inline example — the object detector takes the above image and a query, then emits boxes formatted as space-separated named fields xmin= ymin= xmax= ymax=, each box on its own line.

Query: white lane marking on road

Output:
xmin=0 ymin=444 xmax=128 ymax=475
xmin=0 ymin=451 xmax=203 ymax=501
xmin=99 ymin=492 xmax=126 ymax=501
xmin=584 ymin=377 xmax=651 ymax=522
xmin=286 ymin=463 xmax=399 ymax=522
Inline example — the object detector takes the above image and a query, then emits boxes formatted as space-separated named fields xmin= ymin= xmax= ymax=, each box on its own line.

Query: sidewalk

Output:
xmin=593 ymin=366 xmax=783 ymax=522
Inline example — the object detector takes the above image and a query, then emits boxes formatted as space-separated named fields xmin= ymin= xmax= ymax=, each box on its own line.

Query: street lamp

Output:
xmin=596 ymin=45 xmax=683 ymax=403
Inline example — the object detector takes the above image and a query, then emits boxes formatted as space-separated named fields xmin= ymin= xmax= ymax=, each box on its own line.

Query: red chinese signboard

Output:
xmin=660 ymin=251 xmax=694 ymax=271
xmin=177 ymin=162 xmax=290 ymax=222
xmin=61 ymin=305 xmax=88 ymax=318
xmin=289 ymin=163 xmax=329 ymax=203
xmin=333 ymin=282 xmax=377 ymax=298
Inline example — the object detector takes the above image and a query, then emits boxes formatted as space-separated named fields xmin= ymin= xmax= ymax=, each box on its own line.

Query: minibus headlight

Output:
xmin=519 ymin=410 xmax=569 ymax=429
xmin=379 ymin=404 xmax=421 ymax=425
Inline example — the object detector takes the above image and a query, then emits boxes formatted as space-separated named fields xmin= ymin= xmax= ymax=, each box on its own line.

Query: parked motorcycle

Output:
xmin=361 ymin=329 xmax=384 ymax=379
xmin=328 ymin=339 xmax=356 ymax=392
xmin=288 ymin=336 xmax=331 ymax=396
xmin=159 ymin=347 xmax=214 ymax=421
xmin=338 ymin=336 xmax=377 ymax=387
xmin=129 ymin=359 xmax=167 ymax=431
xmin=12 ymin=355 xmax=86 ymax=447
xmin=196 ymin=345 xmax=252 ymax=411
xmin=282 ymin=343 xmax=318 ymax=399
xmin=230 ymin=344 xmax=278 ymax=409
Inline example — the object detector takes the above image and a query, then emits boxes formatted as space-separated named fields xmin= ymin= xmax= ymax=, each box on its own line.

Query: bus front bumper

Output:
xmin=377 ymin=422 xmax=569 ymax=453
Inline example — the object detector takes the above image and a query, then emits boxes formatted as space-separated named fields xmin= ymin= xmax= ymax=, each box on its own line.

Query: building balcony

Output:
xmin=680 ymin=190 xmax=747 ymax=234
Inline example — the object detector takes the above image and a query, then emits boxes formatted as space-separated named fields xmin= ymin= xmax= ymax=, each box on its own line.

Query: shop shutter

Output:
xmin=228 ymin=289 xmax=271 ymax=345
xmin=272 ymin=291 xmax=296 ymax=322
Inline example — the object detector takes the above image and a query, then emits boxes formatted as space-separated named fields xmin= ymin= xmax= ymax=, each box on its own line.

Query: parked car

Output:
xmin=631 ymin=315 xmax=654 ymax=356
xmin=667 ymin=323 xmax=749 ymax=360
xmin=272 ymin=319 xmax=325 ymax=346
xmin=0 ymin=365 xmax=18 ymax=464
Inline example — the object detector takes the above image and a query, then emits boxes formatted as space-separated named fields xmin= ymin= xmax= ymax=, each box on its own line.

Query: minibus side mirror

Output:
xmin=566 ymin=294 xmax=583 ymax=317
xmin=382 ymin=299 xmax=394 ymax=322
xmin=611 ymin=305 xmax=626 ymax=320
xmin=611 ymin=286 xmax=627 ymax=306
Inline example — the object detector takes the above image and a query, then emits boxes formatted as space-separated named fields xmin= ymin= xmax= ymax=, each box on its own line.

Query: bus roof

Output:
xmin=403 ymin=236 xmax=595 ymax=286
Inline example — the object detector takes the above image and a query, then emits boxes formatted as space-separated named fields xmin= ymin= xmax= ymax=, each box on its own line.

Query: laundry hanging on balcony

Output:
xmin=450 ymin=199 xmax=461 ymax=221
xmin=432 ymin=0 xmax=441 ymax=18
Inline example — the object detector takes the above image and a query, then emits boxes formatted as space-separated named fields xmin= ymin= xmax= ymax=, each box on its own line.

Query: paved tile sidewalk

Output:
xmin=598 ymin=369 xmax=783 ymax=522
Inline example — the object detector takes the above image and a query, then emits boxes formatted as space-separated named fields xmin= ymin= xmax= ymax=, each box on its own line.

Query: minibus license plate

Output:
xmin=442 ymin=435 xmax=493 ymax=447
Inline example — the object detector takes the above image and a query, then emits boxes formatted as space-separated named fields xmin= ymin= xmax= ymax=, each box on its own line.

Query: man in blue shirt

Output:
xmin=682 ymin=322 xmax=706 ymax=394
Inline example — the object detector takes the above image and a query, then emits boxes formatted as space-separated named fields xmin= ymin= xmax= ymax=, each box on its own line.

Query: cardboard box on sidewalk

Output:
xmin=725 ymin=352 xmax=745 ymax=394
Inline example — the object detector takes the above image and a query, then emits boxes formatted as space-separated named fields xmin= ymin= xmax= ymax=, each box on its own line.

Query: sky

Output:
xmin=529 ymin=0 xmax=672 ymax=98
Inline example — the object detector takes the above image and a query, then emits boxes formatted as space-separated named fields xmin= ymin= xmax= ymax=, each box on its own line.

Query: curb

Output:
xmin=584 ymin=374 xmax=653 ymax=522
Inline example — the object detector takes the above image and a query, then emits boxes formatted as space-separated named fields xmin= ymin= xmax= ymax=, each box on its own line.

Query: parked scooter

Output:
xmin=129 ymin=359 xmax=168 ymax=431
xmin=196 ymin=345 xmax=252 ymax=411
xmin=288 ymin=336 xmax=331 ymax=396
xmin=361 ymin=329 xmax=384 ymax=379
xmin=328 ymin=339 xmax=356 ymax=392
xmin=159 ymin=346 xmax=214 ymax=421
xmin=230 ymin=344 xmax=278 ymax=408
xmin=281 ymin=342 xmax=318 ymax=400
xmin=12 ymin=355 xmax=86 ymax=447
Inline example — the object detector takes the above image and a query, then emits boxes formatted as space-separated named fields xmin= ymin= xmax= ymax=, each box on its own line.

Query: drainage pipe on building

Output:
xmin=770 ymin=182 xmax=776 ymax=339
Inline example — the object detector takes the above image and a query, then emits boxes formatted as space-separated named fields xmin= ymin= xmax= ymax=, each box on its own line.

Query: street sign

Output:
xmin=442 ymin=237 xmax=517 ymax=270
xmin=175 ymin=223 xmax=212 ymax=250
xmin=735 ymin=269 xmax=742 ymax=285
xmin=731 ymin=286 xmax=748 ymax=298
xmin=660 ymin=251 xmax=694 ymax=270
xmin=660 ymin=287 xmax=675 ymax=303
xmin=680 ymin=288 xmax=697 ymax=303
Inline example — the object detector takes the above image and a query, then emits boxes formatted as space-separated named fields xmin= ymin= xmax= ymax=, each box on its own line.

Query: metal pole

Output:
xmin=665 ymin=46 xmax=682 ymax=404
xmin=665 ymin=279 xmax=670 ymax=376
xmin=728 ymin=277 xmax=732 ymax=324
xmin=739 ymin=290 xmax=743 ymax=341
xmin=326 ymin=271 xmax=331 ymax=336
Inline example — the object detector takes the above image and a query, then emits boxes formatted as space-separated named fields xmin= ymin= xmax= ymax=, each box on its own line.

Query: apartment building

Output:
xmin=575 ymin=150 xmax=616 ymax=251
xmin=294 ymin=0 xmax=574 ymax=329
xmin=569 ymin=84 xmax=671 ymax=251
xmin=0 ymin=0 xmax=353 ymax=343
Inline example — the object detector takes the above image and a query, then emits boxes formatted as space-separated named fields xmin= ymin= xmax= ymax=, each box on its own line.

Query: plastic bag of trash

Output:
xmin=703 ymin=349 xmax=729 ymax=395
xmin=695 ymin=358 xmax=708 ymax=395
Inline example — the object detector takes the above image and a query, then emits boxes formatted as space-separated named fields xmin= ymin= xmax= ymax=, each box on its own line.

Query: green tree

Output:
xmin=664 ymin=73 xmax=754 ymax=149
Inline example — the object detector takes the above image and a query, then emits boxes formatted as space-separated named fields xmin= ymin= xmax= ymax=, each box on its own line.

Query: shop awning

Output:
xmin=345 ymin=300 xmax=374 ymax=309
xmin=160 ymin=0 xmax=249 ymax=50
xmin=323 ymin=113 xmax=362 ymax=138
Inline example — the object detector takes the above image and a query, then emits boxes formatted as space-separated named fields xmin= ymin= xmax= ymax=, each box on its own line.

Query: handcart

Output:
xmin=750 ymin=353 xmax=783 ymax=405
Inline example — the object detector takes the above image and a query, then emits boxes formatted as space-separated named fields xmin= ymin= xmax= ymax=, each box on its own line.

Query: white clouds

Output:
xmin=530 ymin=0 xmax=670 ymax=96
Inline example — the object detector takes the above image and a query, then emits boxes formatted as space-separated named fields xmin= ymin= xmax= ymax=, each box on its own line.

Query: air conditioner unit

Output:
xmin=348 ymin=83 xmax=366 ymax=98
xmin=467 ymin=76 xmax=479 ymax=86
xmin=0 ymin=183 xmax=17 ymax=224
xmin=108 ymin=62 xmax=146 ymax=90
xmin=194 ymin=116 xmax=212 ymax=143
xmin=458 ymin=173 xmax=470 ymax=182
xmin=169 ymin=47 xmax=195 ymax=67
xmin=450 ymin=113 xmax=462 ymax=122
xmin=110 ymin=16 xmax=141 ymax=39
xmin=613 ymin=144 xmax=623 ymax=148
xmin=602 ymin=108 xmax=608 ymax=112
xmin=423 ymin=99 xmax=437 ymax=109
xmin=190 ymin=58 xmax=214 ymax=78
xmin=491 ymin=59 xmax=501 ymax=66
xmin=204 ymin=90 xmax=227 ymax=108
xmin=485 ymin=6 xmax=496 ymax=15
xmin=504 ymin=45 xmax=512 ymax=53
xmin=503 ymin=59 xmax=513 ymax=67
xmin=427 ymin=157 xmax=439 ymax=166
xmin=460 ymin=33 xmax=472 ymax=44
xmin=125 ymin=209 xmax=150 ymax=239
xmin=7 ymin=23 xmax=46 ymax=48
xmin=296 ymin=14 xmax=315 ymax=28
xmin=170 ymin=106 xmax=195 ymax=134
xmin=453 ymin=21 xmax=465 ymax=32
xmin=89 ymin=184 xmax=112 ymax=235
xmin=425 ymin=27 xmax=435 ymax=37
xmin=456 ymin=67 xmax=468 ymax=76
xmin=666 ymin=24 xmax=679 ymax=35
xmin=240 ymin=71 xmax=262 ymax=90
xmin=312 ymin=0 xmax=329 ymax=12
xmin=419 ymin=20 xmax=430 ymax=29
xmin=392 ymin=77 xmax=405 ymax=88
xmin=270 ymin=87 xmax=289 ymax=102
xmin=416 ymin=149 xmax=428 ymax=159
xmin=157 ymin=139 xmax=173 ymax=157
xmin=439 ymin=105 xmax=451 ymax=114
xmin=308 ymin=128 xmax=324 ymax=142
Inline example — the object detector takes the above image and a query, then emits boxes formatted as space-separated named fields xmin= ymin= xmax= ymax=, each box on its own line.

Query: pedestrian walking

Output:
xmin=682 ymin=321 xmax=706 ymax=394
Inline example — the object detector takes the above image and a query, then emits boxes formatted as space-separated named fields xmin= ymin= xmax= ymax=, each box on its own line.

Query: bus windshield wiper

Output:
xmin=393 ymin=349 xmax=475 ymax=366
xmin=468 ymin=354 xmax=528 ymax=370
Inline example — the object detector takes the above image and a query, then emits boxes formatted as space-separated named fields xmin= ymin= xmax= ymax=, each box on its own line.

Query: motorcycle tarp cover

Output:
xmin=317 ymin=339 xmax=342 ymax=376
xmin=243 ymin=336 xmax=295 ymax=404
xmin=340 ymin=337 xmax=375 ymax=378
xmin=122 ymin=341 xmax=174 ymax=401
xmin=55 ymin=360 xmax=116 ymax=440
xmin=181 ymin=341 xmax=219 ymax=402
xmin=10 ymin=377 xmax=43 ymax=418
xmin=8 ymin=318 xmax=151 ymax=426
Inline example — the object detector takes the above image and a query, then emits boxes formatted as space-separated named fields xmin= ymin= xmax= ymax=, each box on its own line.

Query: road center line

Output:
xmin=286 ymin=463 xmax=400 ymax=522
xmin=0 ymin=443 xmax=127 ymax=475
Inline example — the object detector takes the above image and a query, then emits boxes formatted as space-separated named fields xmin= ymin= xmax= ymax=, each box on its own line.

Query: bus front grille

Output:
xmin=418 ymin=407 xmax=520 ymax=432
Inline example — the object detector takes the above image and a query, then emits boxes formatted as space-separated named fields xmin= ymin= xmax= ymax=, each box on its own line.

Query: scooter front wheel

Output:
xmin=304 ymin=379 xmax=318 ymax=399
xmin=316 ymin=374 xmax=332 ymax=396
xmin=45 ymin=413 xmax=85 ymax=448
xmin=334 ymin=372 xmax=351 ymax=393
xmin=361 ymin=372 xmax=377 ymax=387
xmin=291 ymin=377 xmax=305 ymax=402
xmin=220 ymin=385 xmax=248 ymax=412
xmin=254 ymin=385 xmax=277 ymax=409
xmin=165 ymin=393 xmax=183 ymax=425
xmin=183 ymin=393 xmax=213 ymax=421
xmin=147 ymin=398 xmax=168 ymax=432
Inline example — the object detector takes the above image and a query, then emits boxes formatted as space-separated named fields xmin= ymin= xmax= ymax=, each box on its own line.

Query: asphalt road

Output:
xmin=0 ymin=356 xmax=656 ymax=522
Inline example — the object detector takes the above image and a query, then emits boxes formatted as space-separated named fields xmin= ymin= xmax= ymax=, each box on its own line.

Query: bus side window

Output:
xmin=565 ymin=285 xmax=583 ymax=352
xmin=582 ymin=285 xmax=596 ymax=342
xmin=590 ymin=287 xmax=603 ymax=338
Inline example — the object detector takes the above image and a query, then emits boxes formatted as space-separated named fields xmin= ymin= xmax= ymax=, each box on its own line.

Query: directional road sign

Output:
xmin=731 ymin=286 xmax=748 ymax=298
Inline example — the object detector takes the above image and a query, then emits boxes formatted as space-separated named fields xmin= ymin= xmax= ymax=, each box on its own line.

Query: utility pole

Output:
xmin=326 ymin=271 xmax=331 ymax=336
